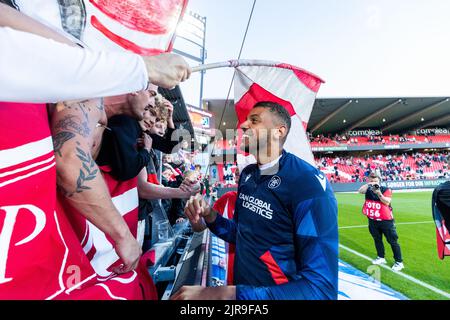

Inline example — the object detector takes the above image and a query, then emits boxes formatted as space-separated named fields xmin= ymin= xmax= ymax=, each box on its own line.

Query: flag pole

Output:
xmin=191 ymin=59 xmax=280 ymax=73
xmin=190 ymin=59 xmax=325 ymax=83
xmin=191 ymin=61 xmax=234 ymax=73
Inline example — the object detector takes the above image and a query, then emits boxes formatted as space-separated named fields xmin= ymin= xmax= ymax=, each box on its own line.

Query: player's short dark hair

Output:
xmin=252 ymin=101 xmax=291 ymax=136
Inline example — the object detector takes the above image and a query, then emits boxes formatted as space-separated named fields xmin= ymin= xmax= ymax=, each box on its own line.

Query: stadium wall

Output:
xmin=331 ymin=179 xmax=447 ymax=192
xmin=218 ymin=180 xmax=447 ymax=194
xmin=331 ymin=182 xmax=365 ymax=192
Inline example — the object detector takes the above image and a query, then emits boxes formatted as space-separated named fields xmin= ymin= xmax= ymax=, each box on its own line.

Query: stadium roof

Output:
xmin=205 ymin=97 xmax=450 ymax=135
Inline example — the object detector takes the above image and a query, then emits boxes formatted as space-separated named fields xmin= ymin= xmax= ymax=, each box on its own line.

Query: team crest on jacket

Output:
xmin=268 ymin=176 xmax=281 ymax=189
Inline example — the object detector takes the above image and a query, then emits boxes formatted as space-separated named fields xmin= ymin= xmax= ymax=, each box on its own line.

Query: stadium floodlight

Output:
xmin=173 ymin=11 xmax=206 ymax=108
xmin=176 ymin=20 xmax=204 ymax=40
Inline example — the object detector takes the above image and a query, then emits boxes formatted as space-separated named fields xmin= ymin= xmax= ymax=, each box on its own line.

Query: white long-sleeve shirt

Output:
xmin=0 ymin=27 xmax=148 ymax=103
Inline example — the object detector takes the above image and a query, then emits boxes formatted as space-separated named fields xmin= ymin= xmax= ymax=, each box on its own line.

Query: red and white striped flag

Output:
xmin=14 ymin=0 xmax=188 ymax=55
xmin=234 ymin=61 xmax=323 ymax=166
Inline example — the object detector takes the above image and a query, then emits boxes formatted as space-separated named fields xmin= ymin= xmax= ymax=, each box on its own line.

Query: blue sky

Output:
xmin=176 ymin=0 xmax=450 ymax=106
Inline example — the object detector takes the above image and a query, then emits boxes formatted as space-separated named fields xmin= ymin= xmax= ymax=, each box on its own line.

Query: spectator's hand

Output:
xmin=163 ymin=100 xmax=174 ymax=118
xmin=177 ymin=181 xmax=196 ymax=199
xmin=112 ymin=232 xmax=142 ymax=274
xmin=171 ymin=286 xmax=236 ymax=300
xmin=179 ymin=178 xmax=194 ymax=192
xmin=180 ymin=178 xmax=200 ymax=196
xmin=163 ymin=100 xmax=175 ymax=129
xmin=137 ymin=133 xmax=152 ymax=152
xmin=143 ymin=53 xmax=191 ymax=89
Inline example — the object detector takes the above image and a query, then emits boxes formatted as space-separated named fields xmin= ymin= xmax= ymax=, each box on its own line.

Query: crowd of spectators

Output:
xmin=308 ymin=132 xmax=440 ymax=146
xmin=308 ymin=133 xmax=346 ymax=144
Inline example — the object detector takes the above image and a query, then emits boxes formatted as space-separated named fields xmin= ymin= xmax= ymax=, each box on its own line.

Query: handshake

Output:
xmin=184 ymin=194 xmax=217 ymax=232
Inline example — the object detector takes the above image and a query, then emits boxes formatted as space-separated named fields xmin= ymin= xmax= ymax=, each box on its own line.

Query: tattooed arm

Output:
xmin=51 ymin=99 xmax=141 ymax=274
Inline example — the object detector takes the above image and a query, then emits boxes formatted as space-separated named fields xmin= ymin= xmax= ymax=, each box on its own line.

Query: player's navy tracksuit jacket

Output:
xmin=207 ymin=150 xmax=338 ymax=300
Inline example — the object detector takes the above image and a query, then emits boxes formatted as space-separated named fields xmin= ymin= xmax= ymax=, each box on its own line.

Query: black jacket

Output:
xmin=150 ymin=127 xmax=180 ymax=154
xmin=97 ymin=115 xmax=181 ymax=181
xmin=96 ymin=115 xmax=150 ymax=181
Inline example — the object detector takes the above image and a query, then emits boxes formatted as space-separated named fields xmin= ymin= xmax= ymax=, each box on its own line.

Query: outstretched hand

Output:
xmin=143 ymin=53 xmax=191 ymax=89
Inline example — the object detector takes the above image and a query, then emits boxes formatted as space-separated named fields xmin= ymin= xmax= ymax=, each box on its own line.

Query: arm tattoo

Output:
xmin=56 ymin=100 xmax=93 ymax=137
xmin=54 ymin=114 xmax=90 ymax=137
xmin=54 ymin=100 xmax=100 ymax=196
xmin=59 ymin=145 xmax=99 ymax=197
xmin=74 ymin=146 xmax=98 ymax=194
xmin=53 ymin=131 xmax=76 ymax=157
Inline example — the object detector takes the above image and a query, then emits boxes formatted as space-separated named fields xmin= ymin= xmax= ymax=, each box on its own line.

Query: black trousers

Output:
xmin=368 ymin=219 xmax=403 ymax=262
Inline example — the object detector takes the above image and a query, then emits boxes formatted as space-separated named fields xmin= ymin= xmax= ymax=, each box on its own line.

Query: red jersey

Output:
xmin=213 ymin=191 xmax=237 ymax=285
xmin=0 ymin=102 xmax=155 ymax=300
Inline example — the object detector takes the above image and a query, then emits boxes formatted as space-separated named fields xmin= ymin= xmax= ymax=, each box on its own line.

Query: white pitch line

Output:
xmin=339 ymin=244 xmax=450 ymax=299
xmin=339 ymin=221 xmax=433 ymax=229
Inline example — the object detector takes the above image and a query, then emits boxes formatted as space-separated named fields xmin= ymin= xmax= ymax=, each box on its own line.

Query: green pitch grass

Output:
xmin=337 ymin=191 xmax=450 ymax=300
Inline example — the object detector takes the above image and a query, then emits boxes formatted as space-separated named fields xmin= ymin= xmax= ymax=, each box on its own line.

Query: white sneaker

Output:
xmin=391 ymin=262 xmax=404 ymax=272
xmin=372 ymin=257 xmax=387 ymax=265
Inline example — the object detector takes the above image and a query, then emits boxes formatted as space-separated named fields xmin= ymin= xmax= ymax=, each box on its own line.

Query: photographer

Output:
xmin=358 ymin=172 xmax=404 ymax=271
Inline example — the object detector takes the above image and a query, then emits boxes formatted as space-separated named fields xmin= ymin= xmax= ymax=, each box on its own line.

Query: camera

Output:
xmin=369 ymin=184 xmax=380 ymax=191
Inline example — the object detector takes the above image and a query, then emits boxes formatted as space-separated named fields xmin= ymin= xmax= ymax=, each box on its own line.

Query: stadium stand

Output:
xmin=212 ymin=136 xmax=449 ymax=185
xmin=316 ymin=152 xmax=449 ymax=183
xmin=309 ymin=134 xmax=450 ymax=147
